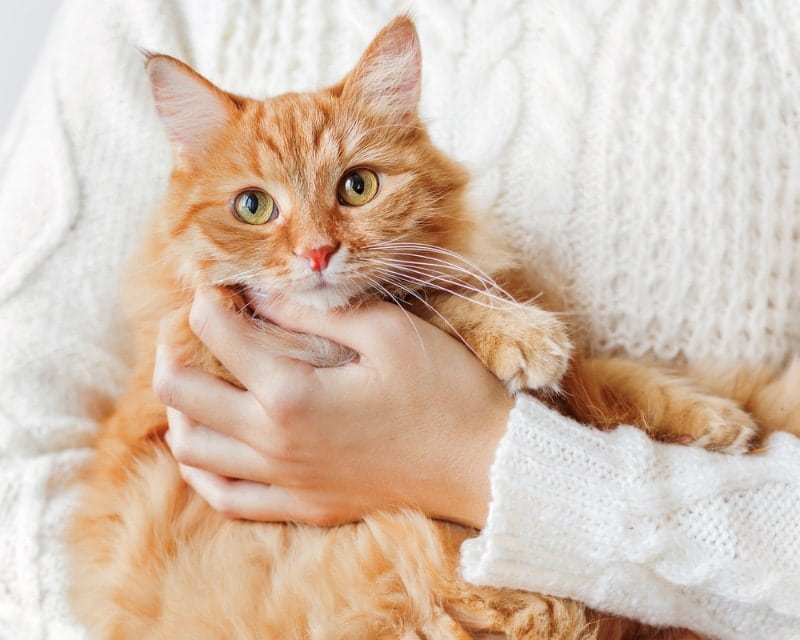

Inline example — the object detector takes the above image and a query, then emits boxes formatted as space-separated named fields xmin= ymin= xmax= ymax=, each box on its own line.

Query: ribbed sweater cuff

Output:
xmin=459 ymin=394 xmax=800 ymax=638
xmin=459 ymin=393 xmax=661 ymax=607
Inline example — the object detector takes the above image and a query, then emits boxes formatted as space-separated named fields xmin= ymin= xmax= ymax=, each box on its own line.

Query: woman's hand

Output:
xmin=154 ymin=287 xmax=513 ymax=528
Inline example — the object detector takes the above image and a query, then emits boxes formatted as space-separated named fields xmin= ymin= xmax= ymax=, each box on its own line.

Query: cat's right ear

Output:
xmin=145 ymin=54 xmax=236 ymax=160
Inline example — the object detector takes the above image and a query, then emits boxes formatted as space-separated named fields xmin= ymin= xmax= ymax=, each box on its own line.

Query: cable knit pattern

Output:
xmin=568 ymin=0 xmax=800 ymax=364
xmin=1 ymin=0 xmax=799 ymax=638
xmin=461 ymin=396 xmax=800 ymax=639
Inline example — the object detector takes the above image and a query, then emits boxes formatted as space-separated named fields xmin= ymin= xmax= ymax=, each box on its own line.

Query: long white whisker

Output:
xmin=371 ymin=277 xmax=479 ymax=360
xmin=361 ymin=256 xmax=530 ymax=311
xmin=200 ymin=267 xmax=264 ymax=288
xmin=363 ymin=258 xmax=514 ymax=304
xmin=357 ymin=273 xmax=426 ymax=352
xmin=366 ymin=256 xmax=499 ymax=293
xmin=365 ymin=240 xmax=521 ymax=301
xmin=369 ymin=266 xmax=517 ymax=312
xmin=368 ymin=241 xmax=501 ymax=282
xmin=394 ymin=254 xmax=515 ymax=300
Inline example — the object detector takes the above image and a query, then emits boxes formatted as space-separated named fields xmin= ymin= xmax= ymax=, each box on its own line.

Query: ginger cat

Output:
xmin=67 ymin=16 xmax=798 ymax=640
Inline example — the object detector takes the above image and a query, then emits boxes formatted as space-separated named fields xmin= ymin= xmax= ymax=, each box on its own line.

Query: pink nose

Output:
xmin=298 ymin=244 xmax=339 ymax=272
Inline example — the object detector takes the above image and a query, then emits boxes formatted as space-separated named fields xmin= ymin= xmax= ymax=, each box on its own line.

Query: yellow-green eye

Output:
xmin=337 ymin=169 xmax=379 ymax=206
xmin=233 ymin=190 xmax=278 ymax=224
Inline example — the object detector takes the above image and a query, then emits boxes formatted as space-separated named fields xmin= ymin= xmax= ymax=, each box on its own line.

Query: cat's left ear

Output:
xmin=343 ymin=16 xmax=421 ymax=121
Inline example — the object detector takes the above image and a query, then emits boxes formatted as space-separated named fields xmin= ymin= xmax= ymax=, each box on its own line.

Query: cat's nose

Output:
xmin=298 ymin=244 xmax=340 ymax=272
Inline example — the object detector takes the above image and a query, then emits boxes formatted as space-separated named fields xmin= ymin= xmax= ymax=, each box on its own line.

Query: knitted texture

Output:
xmin=555 ymin=0 xmax=800 ymax=364
xmin=461 ymin=395 xmax=800 ymax=639
xmin=1 ymin=0 xmax=799 ymax=637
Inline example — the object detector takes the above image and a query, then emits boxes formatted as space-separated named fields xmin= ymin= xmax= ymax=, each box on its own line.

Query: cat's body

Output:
xmin=68 ymin=17 xmax=798 ymax=640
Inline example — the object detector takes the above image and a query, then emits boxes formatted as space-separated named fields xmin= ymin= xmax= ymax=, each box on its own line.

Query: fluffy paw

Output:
xmin=684 ymin=398 xmax=759 ymax=454
xmin=487 ymin=316 xmax=573 ymax=394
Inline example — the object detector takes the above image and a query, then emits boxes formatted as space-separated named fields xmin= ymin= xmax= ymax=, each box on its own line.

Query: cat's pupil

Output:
xmin=245 ymin=194 xmax=258 ymax=213
xmin=349 ymin=174 xmax=365 ymax=195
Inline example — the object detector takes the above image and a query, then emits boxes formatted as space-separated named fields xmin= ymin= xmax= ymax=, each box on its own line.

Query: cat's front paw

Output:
xmin=486 ymin=315 xmax=572 ymax=394
xmin=683 ymin=398 xmax=759 ymax=454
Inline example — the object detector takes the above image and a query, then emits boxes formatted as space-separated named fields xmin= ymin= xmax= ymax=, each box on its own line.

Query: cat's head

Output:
xmin=147 ymin=16 xmax=496 ymax=310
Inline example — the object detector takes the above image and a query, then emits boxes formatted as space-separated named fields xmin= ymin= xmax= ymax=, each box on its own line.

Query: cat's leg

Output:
xmin=413 ymin=290 xmax=755 ymax=451
xmin=415 ymin=292 xmax=573 ymax=393
xmin=417 ymin=609 xmax=474 ymax=639
xmin=442 ymin=583 xmax=598 ymax=639
xmin=749 ymin=358 xmax=800 ymax=437
xmin=563 ymin=358 xmax=758 ymax=453
xmin=687 ymin=358 xmax=800 ymax=438
xmin=591 ymin=618 xmax=705 ymax=640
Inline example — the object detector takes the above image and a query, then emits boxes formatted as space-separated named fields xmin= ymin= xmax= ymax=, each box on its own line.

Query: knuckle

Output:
xmin=268 ymin=399 xmax=299 ymax=428
xmin=264 ymin=430 xmax=299 ymax=462
xmin=207 ymin=486 xmax=234 ymax=516
xmin=262 ymin=382 xmax=308 ymax=426
xmin=188 ymin=296 xmax=212 ymax=340
xmin=169 ymin=440 xmax=194 ymax=466
xmin=152 ymin=367 xmax=178 ymax=407
xmin=217 ymin=504 xmax=240 ymax=519
xmin=166 ymin=429 xmax=195 ymax=465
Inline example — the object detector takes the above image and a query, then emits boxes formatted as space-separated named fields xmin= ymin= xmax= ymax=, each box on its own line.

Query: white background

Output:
xmin=0 ymin=0 xmax=63 ymax=133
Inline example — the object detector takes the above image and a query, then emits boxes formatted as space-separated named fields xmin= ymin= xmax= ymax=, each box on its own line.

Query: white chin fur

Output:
xmin=287 ymin=287 xmax=353 ymax=311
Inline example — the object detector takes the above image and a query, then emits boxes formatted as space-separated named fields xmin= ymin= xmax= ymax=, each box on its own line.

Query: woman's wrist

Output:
xmin=433 ymin=387 xmax=513 ymax=529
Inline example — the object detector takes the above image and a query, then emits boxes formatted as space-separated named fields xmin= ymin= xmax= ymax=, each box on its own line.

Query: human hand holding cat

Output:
xmin=155 ymin=287 xmax=513 ymax=528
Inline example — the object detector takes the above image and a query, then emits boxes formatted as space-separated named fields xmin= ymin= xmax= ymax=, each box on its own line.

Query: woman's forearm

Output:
xmin=461 ymin=394 xmax=800 ymax=640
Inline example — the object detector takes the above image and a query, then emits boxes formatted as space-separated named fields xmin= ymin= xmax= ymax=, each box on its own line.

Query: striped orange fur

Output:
xmin=66 ymin=16 xmax=797 ymax=640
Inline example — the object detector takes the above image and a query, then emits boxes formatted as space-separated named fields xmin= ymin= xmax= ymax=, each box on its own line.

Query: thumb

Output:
xmin=248 ymin=296 xmax=425 ymax=360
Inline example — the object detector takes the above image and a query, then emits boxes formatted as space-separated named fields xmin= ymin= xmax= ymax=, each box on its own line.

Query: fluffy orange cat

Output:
xmin=67 ymin=16 xmax=799 ymax=640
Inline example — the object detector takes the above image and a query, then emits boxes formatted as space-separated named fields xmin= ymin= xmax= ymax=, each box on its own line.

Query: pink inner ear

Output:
xmin=348 ymin=17 xmax=422 ymax=119
xmin=147 ymin=56 xmax=233 ymax=156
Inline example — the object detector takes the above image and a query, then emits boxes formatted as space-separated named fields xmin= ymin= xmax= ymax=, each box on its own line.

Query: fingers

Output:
xmin=164 ymin=408 xmax=271 ymax=482
xmin=157 ymin=291 xmax=335 ymax=449
xmin=152 ymin=341 xmax=263 ymax=440
xmin=248 ymin=294 xmax=430 ymax=364
xmin=189 ymin=287 xmax=318 ymax=391
xmin=189 ymin=288 xmax=376 ymax=419
xmin=179 ymin=465 xmax=342 ymax=525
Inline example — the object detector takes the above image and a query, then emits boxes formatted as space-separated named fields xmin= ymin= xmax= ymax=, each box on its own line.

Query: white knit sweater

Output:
xmin=1 ymin=1 xmax=798 ymax=639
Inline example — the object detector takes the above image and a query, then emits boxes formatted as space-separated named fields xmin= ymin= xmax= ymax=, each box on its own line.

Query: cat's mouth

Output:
xmin=237 ymin=279 xmax=359 ymax=314
xmin=303 ymin=274 xmax=330 ymax=291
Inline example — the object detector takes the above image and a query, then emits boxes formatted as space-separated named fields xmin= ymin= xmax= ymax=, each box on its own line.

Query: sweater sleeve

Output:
xmin=460 ymin=394 xmax=800 ymax=640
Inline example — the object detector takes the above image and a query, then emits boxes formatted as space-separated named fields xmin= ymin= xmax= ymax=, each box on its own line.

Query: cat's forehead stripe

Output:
xmin=172 ymin=199 xmax=221 ymax=238
xmin=240 ymin=96 xmax=350 ymax=195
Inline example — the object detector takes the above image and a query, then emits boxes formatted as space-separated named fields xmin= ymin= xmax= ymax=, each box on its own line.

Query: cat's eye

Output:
xmin=233 ymin=190 xmax=278 ymax=225
xmin=337 ymin=169 xmax=379 ymax=206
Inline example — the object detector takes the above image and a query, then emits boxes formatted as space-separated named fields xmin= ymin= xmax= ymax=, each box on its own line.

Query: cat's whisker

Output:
xmin=136 ymin=253 xmax=178 ymax=270
xmin=364 ymin=262 xmax=482 ymax=299
xmin=200 ymin=267 xmax=264 ymax=289
xmin=370 ymin=267 xmax=517 ymax=314
xmin=357 ymin=273 xmax=427 ymax=352
xmin=362 ymin=258 xmax=527 ymax=311
xmin=368 ymin=240 xmax=497 ymax=278
xmin=366 ymin=240 xmax=521 ymax=299
xmin=375 ymin=243 xmax=515 ymax=297
xmin=364 ymin=257 xmax=512 ymax=303
xmin=365 ymin=274 xmax=478 ymax=360
xmin=362 ymin=250 xmax=499 ymax=290
xmin=363 ymin=273 xmax=496 ymax=338
xmin=366 ymin=253 xmax=493 ymax=282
